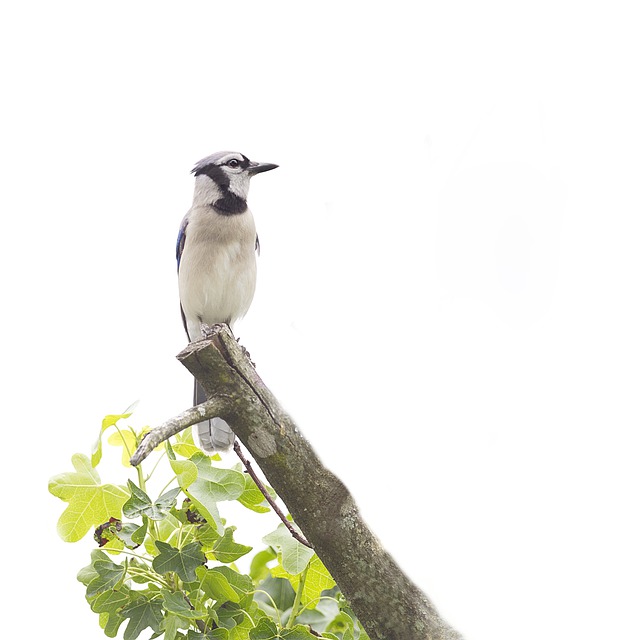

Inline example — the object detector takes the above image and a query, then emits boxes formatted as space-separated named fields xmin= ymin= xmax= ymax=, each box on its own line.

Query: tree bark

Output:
xmin=131 ymin=325 xmax=462 ymax=640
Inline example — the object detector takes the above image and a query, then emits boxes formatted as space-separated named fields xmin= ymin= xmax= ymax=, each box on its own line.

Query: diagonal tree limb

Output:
xmin=130 ymin=325 xmax=463 ymax=640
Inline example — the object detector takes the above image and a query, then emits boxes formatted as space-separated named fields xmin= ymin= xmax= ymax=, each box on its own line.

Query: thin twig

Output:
xmin=233 ymin=439 xmax=313 ymax=549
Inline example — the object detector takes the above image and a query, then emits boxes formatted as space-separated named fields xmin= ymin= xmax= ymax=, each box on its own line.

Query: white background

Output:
xmin=1 ymin=2 xmax=639 ymax=639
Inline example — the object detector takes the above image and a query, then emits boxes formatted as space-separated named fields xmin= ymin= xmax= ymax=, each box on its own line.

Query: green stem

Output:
xmin=111 ymin=549 xmax=152 ymax=562
xmin=297 ymin=595 xmax=341 ymax=616
xmin=122 ymin=427 xmax=160 ymax=542
xmin=176 ymin=522 xmax=186 ymax=548
xmin=135 ymin=463 xmax=146 ymax=493
xmin=145 ymin=450 xmax=168 ymax=484
xmin=157 ymin=474 xmax=178 ymax=498
xmin=250 ymin=590 xmax=282 ymax=627
xmin=114 ymin=425 xmax=137 ymax=467
xmin=286 ymin=564 xmax=309 ymax=629
xmin=126 ymin=566 xmax=172 ymax=589
xmin=178 ymin=523 xmax=197 ymax=548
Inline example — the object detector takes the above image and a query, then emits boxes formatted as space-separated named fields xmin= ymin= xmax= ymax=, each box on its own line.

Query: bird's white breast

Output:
xmin=178 ymin=205 xmax=257 ymax=340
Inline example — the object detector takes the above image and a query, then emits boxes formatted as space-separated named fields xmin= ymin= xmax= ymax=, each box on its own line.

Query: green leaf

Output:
xmin=78 ymin=549 xmax=109 ymax=586
xmin=171 ymin=458 xmax=199 ymax=489
xmin=166 ymin=439 xmax=177 ymax=460
xmin=194 ymin=523 xmax=219 ymax=549
xmin=249 ymin=618 xmax=278 ymax=640
xmin=263 ymin=524 xmax=314 ymax=575
xmin=298 ymin=556 xmax=335 ymax=609
xmin=152 ymin=541 xmax=205 ymax=582
xmin=339 ymin=605 xmax=369 ymax=640
xmin=123 ymin=480 xmax=150 ymax=517
xmin=187 ymin=629 xmax=229 ymax=639
xmin=172 ymin=455 xmax=244 ymax=533
xmin=271 ymin=556 xmax=335 ymax=610
xmin=126 ymin=519 xmax=149 ymax=548
xmin=108 ymin=428 xmax=138 ymax=467
xmin=248 ymin=619 xmax=316 ymax=640
xmin=123 ymin=480 xmax=181 ymax=521
xmin=281 ymin=626 xmax=319 ymax=639
xmin=294 ymin=596 xmax=340 ymax=634
xmin=90 ymin=587 xmax=132 ymax=637
xmin=145 ymin=512 xmax=182 ymax=554
xmin=255 ymin=575 xmax=295 ymax=613
xmin=211 ymin=526 xmax=252 ymax=563
xmin=195 ymin=565 xmax=240 ymax=604
xmin=237 ymin=472 xmax=273 ymax=514
xmin=49 ymin=454 xmax=130 ymax=542
xmin=189 ymin=454 xmax=245 ymax=502
xmin=91 ymin=404 xmax=137 ymax=467
xmin=250 ymin=548 xmax=277 ymax=584
xmin=155 ymin=487 xmax=183 ymax=515
xmin=172 ymin=428 xmax=202 ymax=459
xmin=357 ymin=625 xmax=371 ymax=640
xmin=86 ymin=558 xmax=127 ymax=598
xmin=120 ymin=596 xmax=164 ymax=640
xmin=325 ymin=611 xmax=355 ymax=637
xmin=162 ymin=590 xmax=206 ymax=620
xmin=214 ymin=566 xmax=254 ymax=600
xmin=227 ymin=613 xmax=254 ymax=640
xmin=189 ymin=495 xmax=223 ymax=534
xmin=163 ymin=612 xmax=180 ymax=640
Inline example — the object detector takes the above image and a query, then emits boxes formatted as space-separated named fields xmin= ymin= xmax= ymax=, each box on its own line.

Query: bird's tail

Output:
xmin=193 ymin=380 xmax=235 ymax=452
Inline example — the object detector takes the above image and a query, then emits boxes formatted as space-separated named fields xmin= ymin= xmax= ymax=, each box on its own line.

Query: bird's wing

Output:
xmin=177 ymin=216 xmax=189 ymax=337
xmin=176 ymin=215 xmax=188 ymax=272
xmin=255 ymin=233 xmax=260 ymax=256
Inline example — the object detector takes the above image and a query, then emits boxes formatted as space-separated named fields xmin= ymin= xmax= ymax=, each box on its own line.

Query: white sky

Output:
xmin=2 ymin=2 xmax=639 ymax=639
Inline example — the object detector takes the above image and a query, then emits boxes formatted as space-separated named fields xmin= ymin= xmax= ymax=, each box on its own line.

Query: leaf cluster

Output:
xmin=49 ymin=411 xmax=369 ymax=640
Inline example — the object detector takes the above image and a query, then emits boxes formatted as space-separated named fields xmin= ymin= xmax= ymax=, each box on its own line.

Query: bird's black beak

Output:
xmin=248 ymin=161 xmax=279 ymax=176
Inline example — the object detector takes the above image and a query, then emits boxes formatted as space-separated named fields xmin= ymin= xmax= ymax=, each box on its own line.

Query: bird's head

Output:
xmin=192 ymin=151 xmax=278 ymax=213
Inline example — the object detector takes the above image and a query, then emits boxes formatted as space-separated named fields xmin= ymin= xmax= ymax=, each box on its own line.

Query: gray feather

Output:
xmin=193 ymin=380 xmax=235 ymax=452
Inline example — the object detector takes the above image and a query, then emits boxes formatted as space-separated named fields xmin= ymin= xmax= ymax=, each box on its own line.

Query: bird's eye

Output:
xmin=227 ymin=159 xmax=240 ymax=168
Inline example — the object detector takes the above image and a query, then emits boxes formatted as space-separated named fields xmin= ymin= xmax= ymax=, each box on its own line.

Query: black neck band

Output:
xmin=213 ymin=190 xmax=247 ymax=215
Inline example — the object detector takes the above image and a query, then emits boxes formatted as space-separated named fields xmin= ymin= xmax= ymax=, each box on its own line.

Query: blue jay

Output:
xmin=176 ymin=151 xmax=278 ymax=451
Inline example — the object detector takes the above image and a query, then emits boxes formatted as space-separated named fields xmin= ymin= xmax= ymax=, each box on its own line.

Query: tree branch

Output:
xmin=131 ymin=325 xmax=463 ymax=640
xmin=233 ymin=439 xmax=312 ymax=549
xmin=130 ymin=399 xmax=227 ymax=466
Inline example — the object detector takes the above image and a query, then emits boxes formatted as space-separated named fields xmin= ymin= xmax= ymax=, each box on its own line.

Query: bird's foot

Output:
xmin=200 ymin=323 xmax=227 ymax=339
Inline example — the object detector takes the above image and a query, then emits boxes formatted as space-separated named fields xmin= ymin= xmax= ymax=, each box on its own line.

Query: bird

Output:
xmin=176 ymin=150 xmax=278 ymax=452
